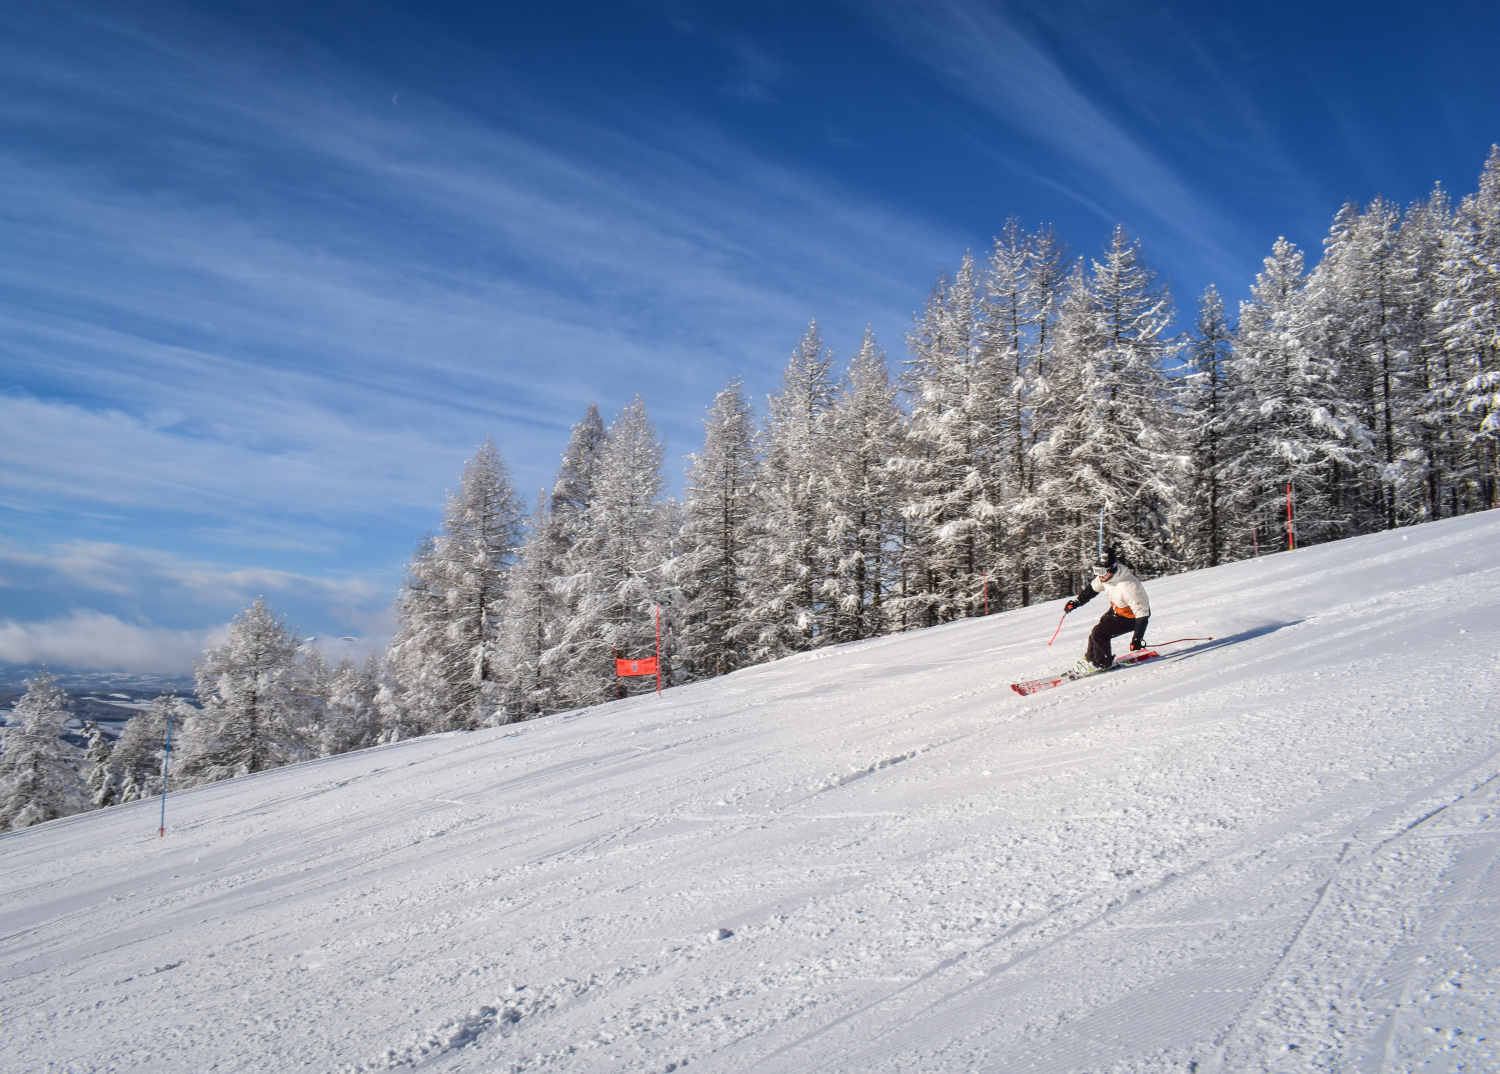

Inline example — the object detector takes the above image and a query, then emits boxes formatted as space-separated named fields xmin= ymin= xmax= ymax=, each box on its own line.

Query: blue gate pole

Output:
xmin=158 ymin=711 xmax=174 ymax=838
xmin=1098 ymin=505 xmax=1105 ymax=557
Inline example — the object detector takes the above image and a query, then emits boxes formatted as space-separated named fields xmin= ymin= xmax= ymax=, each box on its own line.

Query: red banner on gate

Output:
xmin=615 ymin=656 xmax=658 ymax=677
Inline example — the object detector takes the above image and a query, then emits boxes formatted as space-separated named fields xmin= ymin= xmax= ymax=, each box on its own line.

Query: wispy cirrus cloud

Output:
xmin=0 ymin=394 xmax=447 ymax=530
xmin=717 ymin=36 xmax=786 ymax=102
xmin=0 ymin=541 xmax=383 ymax=609
xmin=863 ymin=0 xmax=1259 ymax=280
xmin=0 ymin=2 xmax=957 ymax=531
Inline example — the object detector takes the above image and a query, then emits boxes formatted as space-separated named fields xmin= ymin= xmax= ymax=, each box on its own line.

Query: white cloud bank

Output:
xmin=0 ymin=611 xmax=226 ymax=676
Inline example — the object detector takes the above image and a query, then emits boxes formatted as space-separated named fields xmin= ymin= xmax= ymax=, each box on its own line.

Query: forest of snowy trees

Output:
xmin=3 ymin=149 xmax=1497 ymax=829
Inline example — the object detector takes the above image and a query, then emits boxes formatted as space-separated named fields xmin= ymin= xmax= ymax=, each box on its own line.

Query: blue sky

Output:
xmin=3 ymin=0 xmax=1498 ymax=674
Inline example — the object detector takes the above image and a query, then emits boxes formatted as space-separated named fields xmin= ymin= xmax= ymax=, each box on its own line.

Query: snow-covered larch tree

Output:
xmin=387 ymin=438 xmax=526 ymax=731
xmin=0 ymin=669 xmax=86 ymax=830
xmin=381 ymin=535 xmax=449 ymax=737
xmin=1439 ymin=145 xmax=1500 ymax=509
xmin=554 ymin=398 xmax=675 ymax=703
xmin=979 ymin=221 xmax=1034 ymax=609
xmin=1032 ymin=229 xmax=1178 ymax=584
xmin=742 ymin=322 xmax=840 ymax=658
xmin=1316 ymin=196 xmax=1418 ymax=530
xmin=897 ymin=254 xmax=995 ymax=625
xmin=1396 ymin=186 xmax=1459 ymax=520
xmin=677 ymin=379 xmax=759 ymax=678
xmin=321 ymin=655 xmax=382 ymax=756
xmin=438 ymin=438 xmax=527 ymax=725
xmin=178 ymin=597 xmax=314 ymax=783
xmin=506 ymin=406 xmax=611 ymax=714
xmin=1175 ymin=285 xmax=1236 ymax=567
xmin=1007 ymin=226 xmax=1075 ymax=603
xmin=1282 ymin=209 xmax=1377 ymax=542
xmin=1223 ymin=236 xmax=1349 ymax=550
xmin=820 ymin=330 xmax=904 ymax=642
xmin=499 ymin=491 xmax=561 ymax=717
xmin=83 ymin=721 xmax=115 ymax=809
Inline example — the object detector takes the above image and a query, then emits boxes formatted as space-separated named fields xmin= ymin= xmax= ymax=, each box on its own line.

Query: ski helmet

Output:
xmin=1092 ymin=548 xmax=1118 ymax=575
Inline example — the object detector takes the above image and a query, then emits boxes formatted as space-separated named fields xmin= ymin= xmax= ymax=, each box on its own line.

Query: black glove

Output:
xmin=1129 ymin=638 xmax=1145 ymax=651
xmin=1064 ymin=600 xmax=1077 ymax=613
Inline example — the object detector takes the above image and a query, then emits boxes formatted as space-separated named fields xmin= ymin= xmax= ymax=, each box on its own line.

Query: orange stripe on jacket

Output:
xmin=1110 ymin=604 xmax=1135 ymax=618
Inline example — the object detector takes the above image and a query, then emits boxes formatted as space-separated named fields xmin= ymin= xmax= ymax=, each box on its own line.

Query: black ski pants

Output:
xmin=1087 ymin=609 xmax=1143 ymax=669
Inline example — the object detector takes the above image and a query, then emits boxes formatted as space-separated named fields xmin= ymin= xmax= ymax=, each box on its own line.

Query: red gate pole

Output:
xmin=983 ymin=570 xmax=989 ymax=616
xmin=655 ymin=605 xmax=662 ymax=696
xmin=613 ymin=647 xmax=621 ymax=700
xmin=1286 ymin=483 xmax=1295 ymax=551
xmin=1251 ymin=520 xmax=1259 ymax=557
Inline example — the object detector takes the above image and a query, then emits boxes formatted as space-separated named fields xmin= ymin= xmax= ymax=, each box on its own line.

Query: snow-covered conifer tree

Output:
xmin=503 ymin=406 xmax=612 ymax=714
xmin=554 ymin=398 xmax=675 ymax=703
xmin=1029 ymin=265 xmax=1103 ymax=588
xmin=500 ymin=491 xmax=570 ymax=717
xmin=1223 ymin=236 xmax=1355 ymax=549
xmin=0 ymin=670 xmax=85 ymax=830
xmin=677 ymin=380 xmax=759 ymax=677
xmin=178 ymin=597 xmax=312 ymax=783
xmin=897 ymin=255 xmax=997 ymax=625
xmin=386 ymin=438 xmax=527 ymax=731
xmin=84 ymin=721 xmax=115 ymax=809
xmin=297 ymin=643 xmax=332 ymax=749
xmin=1288 ymin=207 xmax=1380 ymax=540
xmin=1317 ymin=196 xmax=1418 ymax=530
xmin=1175 ymin=286 xmax=1236 ymax=567
xmin=1032 ymin=229 xmax=1178 ymax=583
xmin=321 ymin=655 xmax=382 ymax=755
xmin=552 ymin=404 xmax=608 ymax=521
xmin=438 ymin=438 xmax=526 ymax=725
xmin=1396 ymin=186 xmax=1457 ymax=520
xmin=1009 ymin=227 xmax=1074 ymax=602
xmin=820 ymin=331 xmax=904 ymax=641
xmin=1439 ymin=146 xmax=1500 ymax=509
xmin=742 ymin=323 xmax=839 ymax=657
xmin=381 ymin=535 xmax=448 ymax=737
xmin=979 ymin=221 xmax=1033 ymax=609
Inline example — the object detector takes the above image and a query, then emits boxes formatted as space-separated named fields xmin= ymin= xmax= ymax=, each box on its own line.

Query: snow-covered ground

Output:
xmin=4 ymin=513 xmax=1499 ymax=1073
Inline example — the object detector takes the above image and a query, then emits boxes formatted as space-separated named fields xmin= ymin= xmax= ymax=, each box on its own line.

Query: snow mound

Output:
xmin=4 ymin=512 xmax=1500 ymax=1073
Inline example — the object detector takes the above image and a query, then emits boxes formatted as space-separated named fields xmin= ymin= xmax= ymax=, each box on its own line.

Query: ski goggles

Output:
xmin=1092 ymin=564 xmax=1115 ymax=577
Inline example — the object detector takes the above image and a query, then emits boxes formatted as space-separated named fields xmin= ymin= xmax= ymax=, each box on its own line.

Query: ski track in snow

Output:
xmin=3 ymin=513 xmax=1499 ymax=1073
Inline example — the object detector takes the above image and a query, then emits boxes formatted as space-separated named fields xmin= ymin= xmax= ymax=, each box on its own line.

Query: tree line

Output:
xmin=3 ymin=148 xmax=1496 ymax=829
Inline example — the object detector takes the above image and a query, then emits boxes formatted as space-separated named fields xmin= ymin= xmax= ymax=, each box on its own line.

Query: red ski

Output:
xmin=1011 ymin=649 xmax=1159 ymax=696
xmin=1008 ymin=638 xmax=1213 ymax=697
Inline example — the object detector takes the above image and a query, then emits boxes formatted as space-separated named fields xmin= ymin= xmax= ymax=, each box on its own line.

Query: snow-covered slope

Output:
xmin=5 ymin=513 xmax=1500 ymax=1074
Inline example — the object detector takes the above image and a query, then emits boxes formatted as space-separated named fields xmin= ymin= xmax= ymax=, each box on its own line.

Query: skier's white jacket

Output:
xmin=1088 ymin=564 xmax=1151 ymax=619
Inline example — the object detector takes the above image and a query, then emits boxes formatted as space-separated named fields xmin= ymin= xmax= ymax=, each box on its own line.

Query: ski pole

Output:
xmin=1152 ymin=636 xmax=1214 ymax=648
xmin=1046 ymin=608 xmax=1068 ymax=646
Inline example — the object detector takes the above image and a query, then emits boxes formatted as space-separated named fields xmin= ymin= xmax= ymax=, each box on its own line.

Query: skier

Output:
xmin=1063 ymin=548 xmax=1150 ymax=673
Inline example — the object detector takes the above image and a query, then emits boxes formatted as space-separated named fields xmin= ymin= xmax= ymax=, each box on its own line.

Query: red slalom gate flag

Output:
xmin=615 ymin=656 xmax=659 ymax=677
